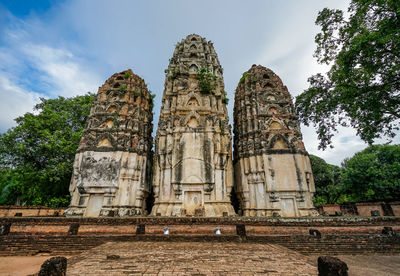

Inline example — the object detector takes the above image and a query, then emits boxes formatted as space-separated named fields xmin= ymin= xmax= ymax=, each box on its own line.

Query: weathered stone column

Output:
xmin=233 ymin=65 xmax=318 ymax=217
xmin=65 ymin=69 xmax=153 ymax=217
xmin=151 ymin=34 xmax=235 ymax=217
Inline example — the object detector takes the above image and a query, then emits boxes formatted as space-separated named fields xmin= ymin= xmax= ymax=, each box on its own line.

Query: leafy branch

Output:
xmin=124 ymin=71 xmax=133 ymax=79
xmin=197 ymin=67 xmax=217 ymax=94
xmin=239 ymin=72 xmax=247 ymax=85
xmin=295 ymin=0 xmax=400 ymax=149
xmin=119 ymin=84 xmax=127 ymax=91
xmin=149 ymin=93 xmax=156 ymax=110
xmin=222 ymin=91 xmax=229 ymax=104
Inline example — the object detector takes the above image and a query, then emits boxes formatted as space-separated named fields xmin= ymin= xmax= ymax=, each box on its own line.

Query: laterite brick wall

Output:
xmin=0 ymin=206 xmax=66 ymax=217
xmin=1 ymin=217 xmax=399 ymax=256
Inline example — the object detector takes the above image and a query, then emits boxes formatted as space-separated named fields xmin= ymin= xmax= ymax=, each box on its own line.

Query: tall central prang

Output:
xmin=151 ymin=34 xmax=235 ymax=216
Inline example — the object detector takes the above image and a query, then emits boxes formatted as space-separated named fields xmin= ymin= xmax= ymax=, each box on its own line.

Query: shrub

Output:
xmin=197 ymin=67 xmax=217 ymax=94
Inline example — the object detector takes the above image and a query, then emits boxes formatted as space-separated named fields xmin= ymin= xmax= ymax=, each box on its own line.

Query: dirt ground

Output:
xmin=0 ymin=256 xmax=55 ymax=276
xmin=0 ymin=253 xmax=399 ymax=275
xmin=336 ymin=255 xmax=400 ymax=276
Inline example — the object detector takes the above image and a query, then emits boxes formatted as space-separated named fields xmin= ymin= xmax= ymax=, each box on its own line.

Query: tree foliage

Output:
xmin=310 ymin=144 xmax=400 ymax=205
xmin=296 ymin=0 xmax=400 ymax=149
xmin=341 ymin=144 xmax=400 ymax=202
xmin=0 ymin=93 xmax=94 ymax=207
xmin=309 ymin=154 xmax=343 ymax=206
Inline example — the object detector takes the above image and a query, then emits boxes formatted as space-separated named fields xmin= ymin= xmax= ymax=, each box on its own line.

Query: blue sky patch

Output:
xmin=1 ymin=0 xmax=392 ymax=165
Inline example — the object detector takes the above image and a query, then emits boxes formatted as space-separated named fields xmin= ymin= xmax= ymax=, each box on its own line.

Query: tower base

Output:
xmin=151 ymin=201 xmax=236 ymax=217
xmin=64 ymin=205 xmax=147 ymax=217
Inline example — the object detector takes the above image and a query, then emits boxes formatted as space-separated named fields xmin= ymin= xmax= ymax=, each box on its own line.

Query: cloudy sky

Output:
xmin=0 ymin=0 xmax=395 ymax=165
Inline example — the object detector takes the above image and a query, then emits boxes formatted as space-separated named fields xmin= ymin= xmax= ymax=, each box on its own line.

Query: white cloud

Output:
xmin=1 ymin=0 xmax=396 ymax=166
xmin=0 ymin=73 xmax=41 ymax=131
xmin=0 ymin=13 xmax=103 ymax=131
xmin=302 ymin=124 xmax=367 ymax=166
xmin=20 ymin=44 xmax=101 ymax=97
xmin=247 ymin=0 xmax=376 ymax=165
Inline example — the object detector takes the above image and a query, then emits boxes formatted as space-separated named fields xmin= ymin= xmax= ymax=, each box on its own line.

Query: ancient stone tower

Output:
xmin=151 ymin=34 xmax=235 ymax=217
xmin=65 ymin=69 xmax=153 ymax=217
xmin=233 ymin=65 xmax=317 ymax=217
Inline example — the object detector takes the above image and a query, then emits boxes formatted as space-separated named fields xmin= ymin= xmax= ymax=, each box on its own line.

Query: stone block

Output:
xmin=381 ymin=202 xmax=394 ymax=216
xmin=371 ymin=210 xmax=380 ymax=216
xmin=0 ymin=223 xmax=11 ymax=235
xmin=68 ymin=223 xmax=79 ymax=235
xmin=38 ymin=256 xmax=67 ymax=276
xmin=382 ymin=226 xmax=396 ymax=237
xmin=236 ymin=224 xmax=246 ymax=237
xmin=136 ymin=224 xmax=145 ymax=235
xmin=106 ymin=254 xmax=120 ymax=260
xmin=309 ymin=229 xmax=322 ymax=238
xmin=317 ymin=256 xmax=348 ymax=276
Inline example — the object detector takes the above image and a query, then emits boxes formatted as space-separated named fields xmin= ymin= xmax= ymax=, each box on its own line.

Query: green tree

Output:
xmin=309 ymin=154 xmax=343 ymax=205
xmin=0 ymin=168 xmax=21 ymax=205
xmin=0 ymin=93 xmax=94 ymax=206
xmin=341 ymin=144 xmax=400 ymax=202
xmin=296 ymin=0 xmax=400 ymax=149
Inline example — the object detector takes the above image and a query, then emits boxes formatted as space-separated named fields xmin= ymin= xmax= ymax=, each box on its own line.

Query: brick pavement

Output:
xmin=67 ymin=241 xmax=317 ymax=275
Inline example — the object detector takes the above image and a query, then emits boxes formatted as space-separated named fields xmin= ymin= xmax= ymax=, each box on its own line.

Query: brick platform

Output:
xmin=67 ymin=241 xmax=318 ymax=275
xmin=1 ymin=216 xmax=399 ymax=256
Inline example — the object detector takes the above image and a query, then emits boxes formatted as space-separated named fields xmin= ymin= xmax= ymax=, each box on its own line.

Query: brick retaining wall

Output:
xmin=1 ymin=216 xmax=399 ymax=256
xmin=1 ymin=234 xmax=399 ymax=256
xmin=318 ymin=202 xmax=400 ymax=216
xmin=0 ymin=206 xmax=66 ymax=217
xmin=356 ymin=203 xmax=385 ymax=216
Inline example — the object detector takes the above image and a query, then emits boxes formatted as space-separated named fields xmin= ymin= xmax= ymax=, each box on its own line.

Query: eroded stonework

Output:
xmin=233 ymin=65 xmax=317 ymax=217
xmin=65 ymin=69 xmax=153 ymax=217
xmin=151 ymin=34 xmax=235 ymax=217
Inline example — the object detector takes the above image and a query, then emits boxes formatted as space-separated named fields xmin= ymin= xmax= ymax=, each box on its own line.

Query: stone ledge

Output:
xmin=1 ymin=216 xmax=400 ymax=226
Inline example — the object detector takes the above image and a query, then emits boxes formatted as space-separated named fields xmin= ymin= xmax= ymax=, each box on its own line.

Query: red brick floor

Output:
xmin=67 ymin=241 xmax=317 ymax=275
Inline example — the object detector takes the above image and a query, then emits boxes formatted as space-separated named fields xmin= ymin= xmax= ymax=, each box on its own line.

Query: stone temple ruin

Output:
xmin=65 ymin=70 xmax=153 ymax=217
xmin=66 ymin=34 xmax=316 ymax=217
xmin=233 ymin=65 xmax=317 ymax=217
xmin=151 ymin=34 xmax=235 ymax=217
